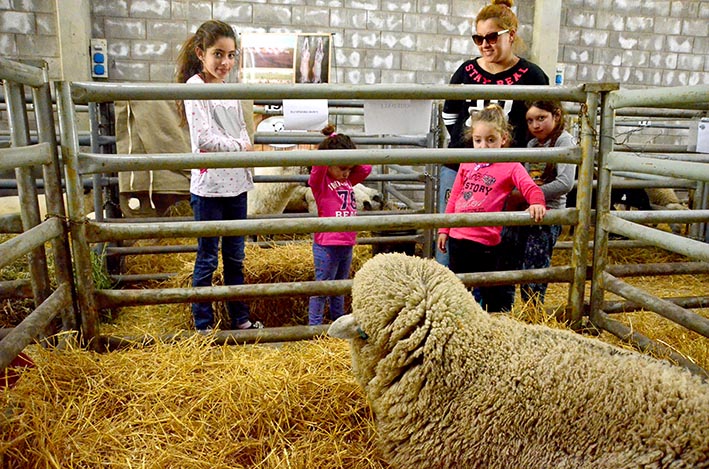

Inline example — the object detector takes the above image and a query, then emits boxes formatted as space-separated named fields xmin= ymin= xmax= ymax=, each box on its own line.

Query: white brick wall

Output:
xmin=0 ymin=0 xmax=706 ymax=86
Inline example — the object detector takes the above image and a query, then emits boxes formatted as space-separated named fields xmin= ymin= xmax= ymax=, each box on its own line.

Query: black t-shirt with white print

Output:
xmin=442 ymin=57 xmax=549 ymax=170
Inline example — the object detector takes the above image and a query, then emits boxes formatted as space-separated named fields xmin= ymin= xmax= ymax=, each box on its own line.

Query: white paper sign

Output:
xmin=364 ymin=100 xmax=433 ymax=135
xmin=696 ymin=119 xmax=709 ymax=154
xmin=283 ymin=99 xmax=329 ymax=131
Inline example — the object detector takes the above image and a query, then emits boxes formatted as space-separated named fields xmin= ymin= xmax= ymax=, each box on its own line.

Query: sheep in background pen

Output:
xmin=646 ymin=187 xmax=690 ymax=235
xmin=247 ymin=166 xmax=310 ymax=216
xmin=329 ymin=253 xmax=709 ymax=469
xmin=284 ymin=183 xmax=385 ymax=214
xmin=566 ymin=183 xmax=692 ymax=236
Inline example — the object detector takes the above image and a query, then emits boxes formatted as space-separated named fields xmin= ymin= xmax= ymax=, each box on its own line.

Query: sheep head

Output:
xmin=329 ymin=253 xmax=483 ymax=400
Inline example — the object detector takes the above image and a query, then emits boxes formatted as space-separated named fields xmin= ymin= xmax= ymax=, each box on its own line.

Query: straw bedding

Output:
xmin=1 ymin=336 xmax=385 ymax=469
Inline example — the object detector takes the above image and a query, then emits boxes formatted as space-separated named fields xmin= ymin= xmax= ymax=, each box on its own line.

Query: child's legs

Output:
xmin=328 ymin=245 xmax=353 ymax=320
xmin=495 ymin=226 xmax=528 ymax=311
xmin=221 ymin=192 xmax=250 ymax=327
xmin=477 ymin=243 xmax=512 ymax=313
xmin=435 ymin=165 xmax=457 ymax=267
xmin=520 ymin=225 xmax=562 ymax=304
xmin=448 ymin=238 xmax=510 ymax=313
xmin=190 ymin=194 xmax=222 ymax=329
xmin=309 ymin=243 xmax=340 ymax=325
xmin=481 ymin=285 xmax=514 ymax=313
xmin=448 ymin=237 xmax=498 ymax=310
xmin=448 ymin=237 xmax=488 ymax=275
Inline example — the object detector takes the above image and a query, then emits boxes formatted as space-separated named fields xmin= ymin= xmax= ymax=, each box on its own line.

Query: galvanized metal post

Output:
xmin=704 ymin=183 xmax=709 ymax=243
xmin=88 ymin=102 xmax=105 ymax=222
xmin=30 ymin=64 xmax=79 ymax=332
xmin=566 ymin=85 xmax=601 ymax=327
xmin=692 ymin=181 xmax=709 ymax=242
xmin=588 ymin=86 xmax=619 ymax=322
xmin=421 ymin=102 xmax=439 ymax=258
xmin=55 ymin=81 xmax=101 ymax=351
xmin=3 ymin=79 xmax=53 ymax=310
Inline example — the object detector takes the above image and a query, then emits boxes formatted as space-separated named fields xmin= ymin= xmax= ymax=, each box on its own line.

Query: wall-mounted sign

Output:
xmin=363 ymin=100 xmax=434 ymax=135
xmin=283 ymin=99 xmax=329 ymax=131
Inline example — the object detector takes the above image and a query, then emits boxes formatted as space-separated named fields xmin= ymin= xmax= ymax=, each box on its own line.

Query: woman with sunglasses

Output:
xmin=437 ymin=0 xmax=549 ymax=269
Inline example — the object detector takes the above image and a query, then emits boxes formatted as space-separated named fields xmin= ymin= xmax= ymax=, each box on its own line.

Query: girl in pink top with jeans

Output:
xmin=437 ymin=104 xmax=546 ymax=313
xmin=308 ymin=125 xmax=372 ymax=325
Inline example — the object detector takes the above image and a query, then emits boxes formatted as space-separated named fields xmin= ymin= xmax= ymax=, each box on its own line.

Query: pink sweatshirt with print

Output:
xmin=439 ymin=162 xmax=545 ymax=246
xmin=309 ymin=165 xmax=372 ymax=246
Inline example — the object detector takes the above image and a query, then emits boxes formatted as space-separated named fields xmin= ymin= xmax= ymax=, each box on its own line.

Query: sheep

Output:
xmin=646 ymin=188 xmax=689 ymax=235
xmin=0 ymin=192 xmax=96 ymax=219
xmin=247 ymin=166 xmax=309 ymax=216
xmin=284 ymin=183 xmax=384 ymax=214
xmin=566 ymin=185 xmax=692 ymax=236
xmin=605 ymin=187 xmax=690 ymax=235
xmin=328 ymin=253 xmax=709 ymax=469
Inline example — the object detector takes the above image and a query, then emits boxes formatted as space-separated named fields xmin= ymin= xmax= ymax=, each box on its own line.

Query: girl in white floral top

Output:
xmin=176 ymin=20 xmax=262 ymax=332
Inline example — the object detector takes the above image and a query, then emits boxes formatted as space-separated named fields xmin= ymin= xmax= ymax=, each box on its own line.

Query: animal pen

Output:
xmin=1 ymin=57 xmax=708 ymax=379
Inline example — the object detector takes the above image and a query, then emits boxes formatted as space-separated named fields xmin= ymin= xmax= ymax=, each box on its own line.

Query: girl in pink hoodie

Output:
xmin=308 ymin=125 xmax=372 ymax=325
xmin=437 ymin=104 xmax=546 ymax=312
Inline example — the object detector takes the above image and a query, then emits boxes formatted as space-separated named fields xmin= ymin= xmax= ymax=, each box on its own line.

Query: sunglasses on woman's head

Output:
xmin=472 ymin=29 xmax=509 ymax=46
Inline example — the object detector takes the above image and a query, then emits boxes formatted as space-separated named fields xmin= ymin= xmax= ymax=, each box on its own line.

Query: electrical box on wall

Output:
xmin=90 ymin=38 xmax=108 ymax=79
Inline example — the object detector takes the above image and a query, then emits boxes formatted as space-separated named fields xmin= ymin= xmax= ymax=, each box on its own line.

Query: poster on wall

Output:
xmin=240 ymin=33 xmax=331 ymax=84
xmin=295 ymin=34 xmax=331 ymax=84
xmin=241 ymin=33 xmax=296 ymax=84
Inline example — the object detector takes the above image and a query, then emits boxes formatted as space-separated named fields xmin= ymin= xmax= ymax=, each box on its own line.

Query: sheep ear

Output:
xmin=328 ymin=314 xmax=361 ymax=340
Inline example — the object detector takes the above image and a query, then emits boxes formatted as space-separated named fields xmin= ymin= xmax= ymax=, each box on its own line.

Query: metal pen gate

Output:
xmin=1 ymin=56 xmax=707 ymax=377
xmin=0 ymin=58 xmax=77 ymax=369
xmin=61 ymin=80 xmax=588 ymax=352
xmin=588 ymin=85 xmax=709 ymax=376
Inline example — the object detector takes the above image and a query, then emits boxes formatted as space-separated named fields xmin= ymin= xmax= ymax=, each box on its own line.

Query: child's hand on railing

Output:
xmin=527 ymin=204 xmax=546 ymax=223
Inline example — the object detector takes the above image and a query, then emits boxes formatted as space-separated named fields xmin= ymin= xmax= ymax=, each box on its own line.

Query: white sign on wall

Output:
xmin=695 ymin=119 xmax=709 ymax=154
xmin=363 ymin=100 xmax=433 ymax=135
xmin=282 ymin=99 xmax=329 ymax=131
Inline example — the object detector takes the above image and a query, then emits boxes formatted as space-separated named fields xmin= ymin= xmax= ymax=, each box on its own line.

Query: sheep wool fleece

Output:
xmin=329 ymin=253 xmax=709 ymax=469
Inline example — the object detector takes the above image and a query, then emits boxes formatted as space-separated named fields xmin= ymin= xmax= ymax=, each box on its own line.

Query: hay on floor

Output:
xmin=1 ymin=336 xmax=385 ymax=469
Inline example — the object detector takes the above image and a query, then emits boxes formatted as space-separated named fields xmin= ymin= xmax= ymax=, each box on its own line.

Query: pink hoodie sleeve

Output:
xmin=349 ymin=165 xmax=372 ymax=186
xmin=512 ymin=164 xmax=546 ymax=207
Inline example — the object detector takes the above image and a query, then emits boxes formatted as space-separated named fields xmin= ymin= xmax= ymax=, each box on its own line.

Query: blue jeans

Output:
xmin=436 ymin=165 xmax=457 ymax=267
xmin=191 ymin=193 xmax=250 ymax=330
xmin=309 ymin=243 xmax=353 ymax=325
